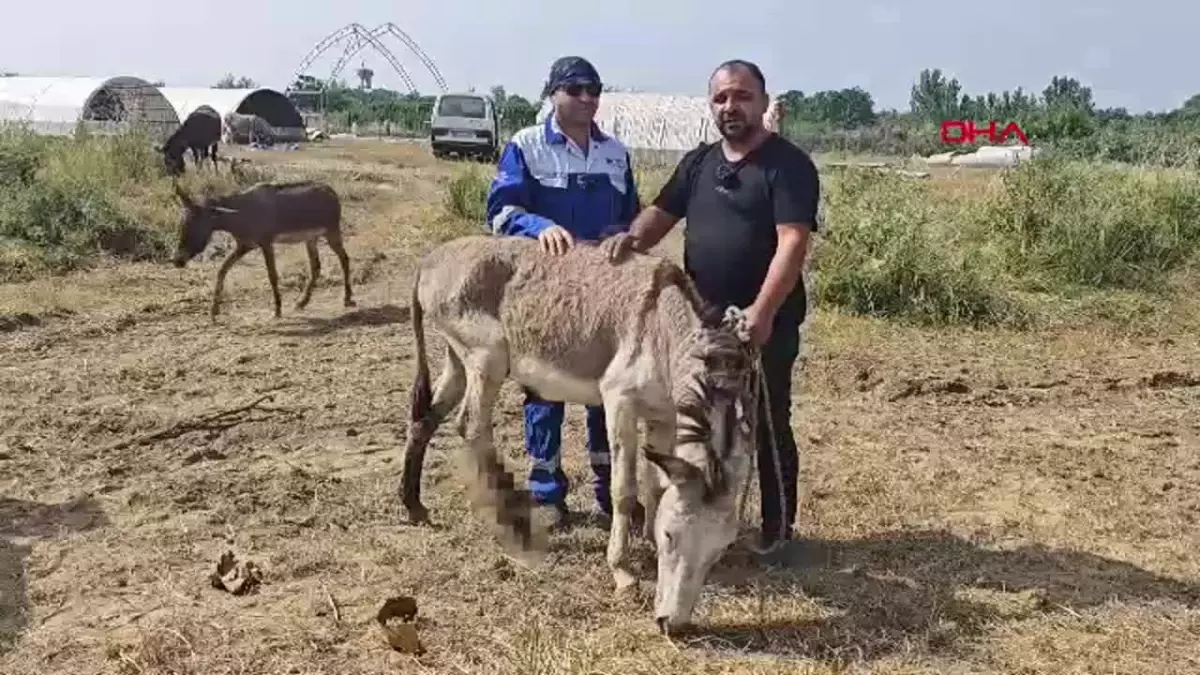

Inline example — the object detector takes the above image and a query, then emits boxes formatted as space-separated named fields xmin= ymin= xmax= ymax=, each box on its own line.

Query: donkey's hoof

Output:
xmin=614 ymin=580 xmax=643 ymax=605
xmin=497 ymin=522 xmax=548 ymax=569
xmin=499 ymin=511 xmax=550 ymax=555
xmin=501 ymin=544 xmax=546 ymax=570
xmin=403 ymin=504 xmax=431 ymax=526
xmin=613 ymin=569 xmax=639 ymax=594
xmin=344 ymin=299 xmax=357 ymax=308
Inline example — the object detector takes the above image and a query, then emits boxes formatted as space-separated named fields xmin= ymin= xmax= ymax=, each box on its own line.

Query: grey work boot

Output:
xmin=590 ymin=500 xmax=646 ymax=533
xmin=753 ymin=527 xmax=803 ymax=567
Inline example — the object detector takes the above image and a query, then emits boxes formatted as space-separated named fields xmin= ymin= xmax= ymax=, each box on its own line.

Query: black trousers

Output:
xmin=756 ymin=319 xmax=801 ymax=542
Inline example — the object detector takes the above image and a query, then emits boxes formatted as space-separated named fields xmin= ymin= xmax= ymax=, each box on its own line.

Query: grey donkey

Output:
xmin=170 ymin=181 xmax=355 ymax=319
xmin=400 ymin=234 xmax=760 ymax=633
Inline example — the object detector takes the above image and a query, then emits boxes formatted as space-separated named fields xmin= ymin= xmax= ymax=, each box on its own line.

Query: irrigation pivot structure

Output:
xmin=289 ymin=22 xmax=449 ymax=96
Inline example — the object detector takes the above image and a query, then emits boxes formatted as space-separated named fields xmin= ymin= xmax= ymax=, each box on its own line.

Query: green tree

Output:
xmin=1042 ymin=75 xmax=1094 ymax=112
xmin=214 ymin=74 xmax=257 ymax=89
xmin=909 ymin=68 xmax=964 ymax=122
xmin=290 ymin=75 xmax=324 ymax=92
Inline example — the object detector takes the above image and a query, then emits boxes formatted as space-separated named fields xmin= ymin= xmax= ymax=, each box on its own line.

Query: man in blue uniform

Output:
xmin=484 ymin=56 xmax=641 ymax=529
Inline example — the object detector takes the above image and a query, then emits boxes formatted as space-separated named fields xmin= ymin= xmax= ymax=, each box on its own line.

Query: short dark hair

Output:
xmin=711 ymin=59 xmax=766 ymax=93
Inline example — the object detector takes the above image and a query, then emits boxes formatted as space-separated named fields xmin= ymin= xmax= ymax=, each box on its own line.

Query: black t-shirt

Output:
xmin=653 ymin=133 xmax=820 ymax=325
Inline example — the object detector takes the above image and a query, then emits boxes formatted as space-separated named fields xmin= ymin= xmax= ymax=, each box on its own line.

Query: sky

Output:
xmin=1 ymin=0 xmax=1192 ymax=113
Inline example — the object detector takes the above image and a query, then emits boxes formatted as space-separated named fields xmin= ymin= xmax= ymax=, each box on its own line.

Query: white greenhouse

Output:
xmin=0 ymin=76 xmax=180 ymax=140
xmin=535 ymin=91 xmax=783 ymax=164
xmin=158 ymin=87 xmax=307 ymax=143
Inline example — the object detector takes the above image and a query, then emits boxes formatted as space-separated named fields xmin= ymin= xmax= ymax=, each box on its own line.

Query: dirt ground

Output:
xmin=2 ymin=141 xmax=1199 ymax=674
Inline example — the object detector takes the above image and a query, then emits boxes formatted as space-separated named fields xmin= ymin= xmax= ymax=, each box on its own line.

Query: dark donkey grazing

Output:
xmin=171 ymin=180 xmax=356 ymax=319
xmin=159 ymin=109 xmax=222 ymax=175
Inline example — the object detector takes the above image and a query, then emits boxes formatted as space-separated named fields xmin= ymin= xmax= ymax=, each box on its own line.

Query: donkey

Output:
xmin=170 ymin=181 xmax=355 ymax=319
xmin=159 ymin=109 xmax=222 ymax=176
xmin=400 ymin=234 xmax=760 ymax=633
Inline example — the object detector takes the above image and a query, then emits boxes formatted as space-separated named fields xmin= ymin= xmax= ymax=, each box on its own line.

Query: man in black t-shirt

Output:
xmin=601 ymin=59 xmax=819 ymax=556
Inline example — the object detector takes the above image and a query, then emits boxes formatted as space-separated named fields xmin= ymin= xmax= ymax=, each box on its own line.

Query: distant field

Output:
xmin=1 ymin=136 xmax=1198 ymax=675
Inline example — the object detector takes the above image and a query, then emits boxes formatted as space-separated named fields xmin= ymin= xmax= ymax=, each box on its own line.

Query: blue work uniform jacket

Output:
xmin=485 ymin=115 xmax=640 ymax=240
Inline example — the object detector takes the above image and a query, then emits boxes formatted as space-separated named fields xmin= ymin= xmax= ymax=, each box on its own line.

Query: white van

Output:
xmin=429 ymin=93 xmax=499 ymax=161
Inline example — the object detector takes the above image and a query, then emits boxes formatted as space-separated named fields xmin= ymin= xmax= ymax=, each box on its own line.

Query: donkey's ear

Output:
xmin=643 ymin=449 xmax=705 ymax=490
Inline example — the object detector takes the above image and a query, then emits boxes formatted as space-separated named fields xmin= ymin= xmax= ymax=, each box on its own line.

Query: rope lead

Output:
xmin=722 ymin=306 xmax=789 ymax=548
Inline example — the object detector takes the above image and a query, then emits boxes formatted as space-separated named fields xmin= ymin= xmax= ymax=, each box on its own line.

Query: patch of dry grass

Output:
xmin=1 ymin=139 xmax=1199 ymax=675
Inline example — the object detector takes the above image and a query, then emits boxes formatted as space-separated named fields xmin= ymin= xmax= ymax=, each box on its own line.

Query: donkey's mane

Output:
xmin=669 ymin=324 xmax=756 ymax=502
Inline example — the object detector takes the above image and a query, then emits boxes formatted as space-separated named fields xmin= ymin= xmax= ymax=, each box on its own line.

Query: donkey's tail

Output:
xmin=409 ymin=268 xmax=433 ymax=424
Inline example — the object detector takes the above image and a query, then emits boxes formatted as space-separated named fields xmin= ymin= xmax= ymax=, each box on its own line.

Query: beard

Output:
xmin=718 ymin=114 xmax=753 ymax=141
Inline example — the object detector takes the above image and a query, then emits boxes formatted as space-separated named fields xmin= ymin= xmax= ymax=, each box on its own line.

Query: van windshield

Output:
xmin=437 ymin=96 xmax=487 ymax=119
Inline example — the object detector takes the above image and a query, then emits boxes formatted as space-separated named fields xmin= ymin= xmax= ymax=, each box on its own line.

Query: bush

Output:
xmin=0 ymin=127 xmax=265 ymax=282
xmin=634 ymin=165 xmax=671 ymax=205
xmin=432 ymin=154 xmax=1200 ymax=328
xmin=975 ymin=157 xmax=1200 ymax=291
xmin=814 ymin=167 xmax=1024 ymax=327
xmin=815 ymin=158 xmax=1200 ymax=326
xmin=444 ymin=163 xmax=491 ymax=223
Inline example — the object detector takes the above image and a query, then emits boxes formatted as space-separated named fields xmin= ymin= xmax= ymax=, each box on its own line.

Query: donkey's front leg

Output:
xmin=602 ymin=397 xmax=641 ymax=594
xmin=460 ymin=348 xmax=541 ymax=558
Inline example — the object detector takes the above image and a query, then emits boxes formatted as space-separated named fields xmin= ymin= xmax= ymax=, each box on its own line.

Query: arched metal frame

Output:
xmin=288 ymin=22 xmax=448 ymax=96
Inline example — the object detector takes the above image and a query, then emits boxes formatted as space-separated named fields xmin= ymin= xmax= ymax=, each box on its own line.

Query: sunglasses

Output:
xmin=714 ymin=149 xmax=759 ymax=193
xmin=715 ymin=159 xmax=751 ymax=191
xmin=561 ymin=82 xmax=602 ymax=98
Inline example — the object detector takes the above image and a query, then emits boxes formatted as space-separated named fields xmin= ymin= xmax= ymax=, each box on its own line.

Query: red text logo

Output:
xmin=940 ymin=120 xmax=1029 ymax=145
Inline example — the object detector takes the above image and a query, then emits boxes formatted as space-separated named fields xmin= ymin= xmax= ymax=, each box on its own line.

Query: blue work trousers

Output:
xmin=523 ymin=388 xmax=612 ymax=514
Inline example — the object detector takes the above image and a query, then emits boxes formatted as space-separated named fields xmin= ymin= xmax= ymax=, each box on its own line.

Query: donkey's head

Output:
xmin=158 ymin=139 xmax=186 ymax=177
xmin=646 ymin=311 xmax=758 ymax=633
xmin=171 ymin=183 xmax=238 ymax=267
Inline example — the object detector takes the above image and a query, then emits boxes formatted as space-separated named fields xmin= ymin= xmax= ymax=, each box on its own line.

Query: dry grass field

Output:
xmin=2 ymin=138 xmax=1199 ymax=674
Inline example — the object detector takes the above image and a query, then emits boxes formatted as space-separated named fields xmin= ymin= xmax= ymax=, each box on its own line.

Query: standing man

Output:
xmin=484 ymin=56 xmax=641 ymax=529
xmin=601 ymin=59 xmax=819 ymax=555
